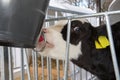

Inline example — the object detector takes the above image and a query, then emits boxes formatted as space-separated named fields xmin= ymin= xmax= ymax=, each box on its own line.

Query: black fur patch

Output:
xmin=61 ymin=20 xmax=92 ymax=45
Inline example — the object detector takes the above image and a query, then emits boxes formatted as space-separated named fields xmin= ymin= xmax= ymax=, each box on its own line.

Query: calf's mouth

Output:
xmin=35 ymin=32 xmax=54 ymax=52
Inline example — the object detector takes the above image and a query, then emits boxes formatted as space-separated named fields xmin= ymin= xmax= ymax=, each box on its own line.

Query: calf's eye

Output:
xmin=74 ymin=27 xmax=80 ymax=32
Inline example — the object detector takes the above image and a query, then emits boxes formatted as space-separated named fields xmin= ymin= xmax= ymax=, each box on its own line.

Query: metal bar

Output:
xmin=56 ymin=59 xmax=60 ymax=80
xmin=21 ymin=48 xmax=24 ymax=80
xmin=47 ymin=57 xmax=50 ymax=80
xmin=47 ymin=57 xmax=52 ymax=80
xmin=86 ymin=71 xmax=88 ymax=80
xmin=48 ymin=6 xmax=89 ymax=15
xmin=45 ymin=11 xmax=50 ymax=28
xmin=90 ymin=73 xmax=93 ymax=80
xmin=13 ymin=48 xmax=16 ymax=68
xmin=45 ymin=10 xmax=120 ymax=22
xmin=62 ymin=60 xmax=65 ymax=80
xmin=8 ymin=47 xmax=13 ymax=80
xmin=64 ymin=19 xmax=71 ymax=80
xmin=50 ymin=58 xmax=52 ymax=80
xmin=55 ymin=11 xmax=60 ymax=80
xmin=46 ymin=12 xmax=52 ymax=80
xmin=104 ymin=14 xmax=120 ymax=80
xmin=1 ymin=47 xmax=9 ymax=80
xmin=34 ymin=51 xmax=38 ymax=80
xmin=32 ymin=50 xmax=35 ymax=79
xmin=41 ymin=56 xmax=44 ymax=80
xmin=25 ymin=49 xmax=31 ymax=80
xmin=0 ymin=47 xmax=2 ymax=80
xmin=80 ymin=68 xmax=82 ymax=80
xmin=71 ymin=64 xmax=75 ymax=80
xmin=55 ymin=11 xmax=58 ymax=24
xmin=96 ymin=0 xmax=102 ymax=25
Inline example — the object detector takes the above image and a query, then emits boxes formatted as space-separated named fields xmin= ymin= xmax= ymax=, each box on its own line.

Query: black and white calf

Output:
xmin=37 ymin=19 xmax=120 ymax=80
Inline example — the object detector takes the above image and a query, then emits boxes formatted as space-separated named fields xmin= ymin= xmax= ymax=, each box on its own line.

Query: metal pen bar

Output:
xmin=104 ymin=14 xmax=120 ymax=80
xmin=47 ymin=57 xmax=50 ymax=80
xmin=34 ymin=51 xmax=38 ymax=80
xmin=45 ymin=10 xmax=120 ymax=22
xmin=46 ymin=12 xmax=52 ymax=80
xmin=90 ymin=74 xmax=93 ymax=79
xmin=25 ymin=49 xmax=31 ymax=80
xmin=41 ymin=55 xmax=44 ymax=80
xmin=21 ymin=48 xmax=24 ymax=80
xmin=55 ymin=11 xmax=60 ymax=80
xmin=50 ymin=58 xmax=52 ymax=80
xmin=47 ymin=57 xmax=52 ymax=80
xmin=32 ymin=50 xmax=35 ymax=79
xmin=64 ymin=19 xmax=71 ymax=80
xmin=56 ymin=59 xmax=60 ymax=80
xmin=0 ymin=47 xmax=2 ymax=80
xmin=8 ymin=47 xmax=13 ymax=80
xmin=45 ymin=10 xmax=50 ymax=28
xmin=55 ymin=11 xmax=58 ymax=24
xmin=62 ymin=60 xmax=65 ymax=72
xmin=13 ymin=48 xmax=17 ymax=68
xmin=71 ymin=64 xmax=75 ymax=80
xmin=73 ymin=65 xmax=76 ymax=80
xmin=1 ymin=47 xmax=9 ymax=80
xmin=86 ymin=71 xmax=88 ymax=80
xmin=80 ymin=68 xmax=82 ymax=80
xmin=62 ymin=60 xmax=65 ymax=80
xmin=48 ymin=6 xmax=89 ymax=15
xmin=68 ymin=68 xmax=79 ymax=78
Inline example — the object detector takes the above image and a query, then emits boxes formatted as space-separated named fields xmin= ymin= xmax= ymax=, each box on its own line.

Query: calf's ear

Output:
xmin=83 ymin=22 xmax=93 ymax=31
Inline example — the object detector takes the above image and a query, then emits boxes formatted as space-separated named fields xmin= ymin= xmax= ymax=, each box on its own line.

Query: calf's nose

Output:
xmin=42 ymin=28 xmax=48 ymax=33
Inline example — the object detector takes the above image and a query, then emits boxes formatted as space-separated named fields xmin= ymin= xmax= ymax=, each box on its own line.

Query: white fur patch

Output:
xmin=38 ymin=30 xmax=82 ymax=60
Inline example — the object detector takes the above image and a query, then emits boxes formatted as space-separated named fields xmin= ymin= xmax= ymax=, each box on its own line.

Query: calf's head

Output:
xmin=36 ymin=19 xmax=92 ymax=60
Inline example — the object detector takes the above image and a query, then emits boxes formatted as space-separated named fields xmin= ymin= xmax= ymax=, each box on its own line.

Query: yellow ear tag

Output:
xmin=95 ymin=40 xmax=103 ymax=49
xmin=95 ymin=36 xmax=110 ymax=49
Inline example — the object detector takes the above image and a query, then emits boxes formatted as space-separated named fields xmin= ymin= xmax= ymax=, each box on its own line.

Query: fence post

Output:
xmin=64 ymin=19 xmax=71 ymax=80
xmin=1 ymin=47 xmax=9 ymax=80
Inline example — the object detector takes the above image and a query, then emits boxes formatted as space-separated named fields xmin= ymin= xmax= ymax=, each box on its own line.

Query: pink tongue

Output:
xmin=36 ymin=36 xmax=45 ymax=49
xmin=39 ymin=36 xmax=44 ymax=42
xmin=38 ymin=36 xmax=54 ymax=48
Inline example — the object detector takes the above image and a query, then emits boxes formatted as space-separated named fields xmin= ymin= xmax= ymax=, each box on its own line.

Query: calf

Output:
xmin=37 ymin=19 xmax=120 ymax=80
